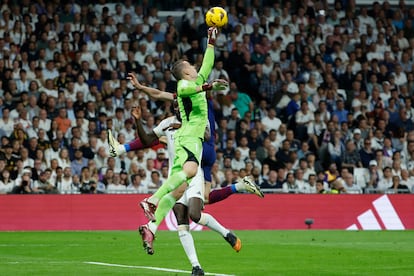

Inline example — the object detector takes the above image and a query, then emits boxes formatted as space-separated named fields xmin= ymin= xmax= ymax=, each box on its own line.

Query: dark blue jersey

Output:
xmin=204 ymin=98 xmax=216 ymax=146
xmin=202 ymin=98 xmax=216 ymax=182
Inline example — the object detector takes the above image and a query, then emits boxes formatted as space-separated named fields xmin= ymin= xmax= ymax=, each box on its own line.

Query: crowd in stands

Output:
xmin=1 ymin=0 xmax=414 ymax=195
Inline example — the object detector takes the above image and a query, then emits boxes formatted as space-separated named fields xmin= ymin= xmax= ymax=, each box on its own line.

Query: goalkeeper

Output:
xmin=139 ymin=27 xmax=222 ymax=221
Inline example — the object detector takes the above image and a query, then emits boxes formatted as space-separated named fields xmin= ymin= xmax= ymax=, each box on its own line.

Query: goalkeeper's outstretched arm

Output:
xmin=196 ymin=27 xmax=217 ymax=84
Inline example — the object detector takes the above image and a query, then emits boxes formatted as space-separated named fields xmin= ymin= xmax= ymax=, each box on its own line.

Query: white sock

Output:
xmin=178 ymin=225 xmax=201 ymax=268
xmin=117 ymin=145 xmax=126 ymax=155
xmin=148 ymin=222 xmax=157 ymax=235
xmin=198 ymin=213 xmax=229 ymax=237
xmin=147 ymin=196 xmax=159 ymax=205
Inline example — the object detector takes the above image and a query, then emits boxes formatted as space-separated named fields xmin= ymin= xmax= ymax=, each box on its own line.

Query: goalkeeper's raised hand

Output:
xmin=207 ymin=27 xmax=218 ymax=46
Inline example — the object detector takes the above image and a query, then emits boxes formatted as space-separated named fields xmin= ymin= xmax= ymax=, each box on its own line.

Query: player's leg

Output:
xmin=107 ymin=129 xmax=159 ymax=157
xmin=202 ymin=142 xmax=263 ymax=204
xmin=201 ymin=142 xmax=215 ymax=203
xmin=208 ymin=176 xmax=264 ymax=204
xmin=140 ymin=148 xmax=189 ymax=221
xmin=173 ymin=203 xmax=204 ymax=275
xmin=139 ymin=184 xmax=186 ymax=255
xmin=152 ymin=159 xmax=198 ymax=201
xmin=141 ymin=138 xmax=201 ymax=220
xmin=188 ymin=197 xmax=241 ymax=252
xmin=183 ymin=168 xmax=242 ymax=252
xmin=147 ymin=184 xmax=185 ymax=233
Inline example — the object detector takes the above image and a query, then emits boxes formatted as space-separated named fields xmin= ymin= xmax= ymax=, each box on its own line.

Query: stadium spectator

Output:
xmin=295 ymin=101 xmax=314 ymax=141
xmin=0 ymin=107 xmax=14 ymax=136
xmin=359 ymin=138 xmax=375 ymax=168
xmin=316 ymin=179 xmax=328 ymax=194
xmin=221 ymin=168 xmax=235 ymax=188
xmin=70 ymin=148 xmax=88 ymax=177
xmin=263 ymin=145 xmax=280 ymax=172
xmin=260 ymin=169 xmax=278 ymax=189
xmin=375 ymin=166 xmax=393 ymax=193
xmin=400 ymin=169 xmax=414 ymax=191
xmin=330 ymin=178 xmax=346 ymax=194
xmin=228 ymin=82 xmax=254 ymax=119
xmin=324 ymin=163 xmax=340 ymax=186
xmin=261 ymin=108 xmax=281 ymax=134
xmin=302 ymin=174 xmax=317 ymax=194
xmin=127 ymin=173 xmax=148 ymax=193
xmin=11 ymin=168 xmax=34 ymax=194
xmin=78 ymin=167 xmax=97 ymax=193
xmin=148 ymin=170 xmax=162 ymax=190
xmin=33 ymin=169 xmax=59 ymax=194
xmin=343 ymin=171 xmax=363 ymax=194
xmin=58 ymin=167 xmax=75 ymax=193
xmin=231 ymin=149 xmax=245 ymax=172
xmin=388 ymin=175 xmax=410 ymax=194
xmin=0 ymin=169 xmax=14 ymax=194
xmin=341 ymin=140 xmax=363 ymax=169
xmin=294 ymin=169 xmax=307 ymax=192
xmin=282 ymin=172 xmax=299 ymax=194
xmin=235 ymin=136 xmax=250 ymax=160
xmin=226 ymin=108 xmax=240 ymax=131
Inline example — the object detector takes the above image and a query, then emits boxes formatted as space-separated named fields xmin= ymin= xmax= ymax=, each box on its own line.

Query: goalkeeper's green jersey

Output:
xmin=176 ymin=46 xmax=214 ymax=140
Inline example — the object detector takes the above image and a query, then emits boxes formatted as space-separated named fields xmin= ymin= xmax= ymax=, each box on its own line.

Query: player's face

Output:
xmin=182 ymin=61 xmax=197 ymax=80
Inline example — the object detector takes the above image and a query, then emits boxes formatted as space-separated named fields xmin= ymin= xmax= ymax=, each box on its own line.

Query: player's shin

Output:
xmin=178 ymin=225 xmax=201 ymax=268
xmin=208 ymin=186 xmax=233 ymax=204
xmin=148 ymin=193 xmax=177 ymax=234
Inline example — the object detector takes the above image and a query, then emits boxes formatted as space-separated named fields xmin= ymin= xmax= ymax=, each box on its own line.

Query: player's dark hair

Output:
xmin=172 ymin=60 xmax=185 ymax=80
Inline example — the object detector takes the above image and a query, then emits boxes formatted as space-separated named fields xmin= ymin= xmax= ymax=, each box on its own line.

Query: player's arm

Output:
xmin=196 ymin=46 xmax=215 ymax=84
xmin=178 ymin=78 xmax=228 ymax=97
xmin=131 ymin=106 xmax=159 ymax=146
xmin=196 ymin=27 xmax=217 ymax=85
xmin=178 ymin=27 xmax=220 ymax=97
xmin=128 ymin=72 xmax=174 ymax=102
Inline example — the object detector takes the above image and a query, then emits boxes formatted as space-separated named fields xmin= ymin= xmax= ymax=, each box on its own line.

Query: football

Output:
xmin=205 ymin=7 xmax=228 ymax=28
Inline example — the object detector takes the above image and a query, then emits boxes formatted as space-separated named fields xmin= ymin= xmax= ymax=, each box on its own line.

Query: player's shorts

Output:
xmin=201 ymin=142 xmax=216 ymax=182
xmin=170 ymin=136 xmax=203 ymax=175
xmin=177 ymin=166 xmax=205 ymax=206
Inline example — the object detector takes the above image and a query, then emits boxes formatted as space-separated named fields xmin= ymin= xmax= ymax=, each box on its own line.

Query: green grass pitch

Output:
xmin=0 ymin=230 xmax=413 ymax=276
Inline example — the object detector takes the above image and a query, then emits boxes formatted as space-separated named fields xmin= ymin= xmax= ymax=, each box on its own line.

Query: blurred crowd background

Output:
xmin=1 ymin=0 xmax=414 ymax=195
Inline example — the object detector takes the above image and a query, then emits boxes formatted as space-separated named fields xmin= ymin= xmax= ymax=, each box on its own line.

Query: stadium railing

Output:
xmin=365 ymin=188 xmax=412 ymax=194
xmin=56 ymin=188 xmax=413 ymax=195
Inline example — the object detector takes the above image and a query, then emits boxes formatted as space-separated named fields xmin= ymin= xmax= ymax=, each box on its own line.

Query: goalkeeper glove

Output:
xmin=207 ymin=27 xmax=218 ymax=46
xmin=211 ymin=79 xmax=228 ymax=91
xmin=201 ymin=79 xmax=228 ymax=91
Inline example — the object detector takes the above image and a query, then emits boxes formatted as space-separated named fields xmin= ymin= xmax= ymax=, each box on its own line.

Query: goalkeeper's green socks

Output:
xmin=148 ymin=193 xmax=177 ymax=235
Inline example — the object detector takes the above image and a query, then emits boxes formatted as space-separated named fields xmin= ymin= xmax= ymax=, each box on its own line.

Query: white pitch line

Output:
xmin=4 ymin=261 xmax=78 ymax=264
xmin=85 ymin=261 xmax=235 ymax=276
